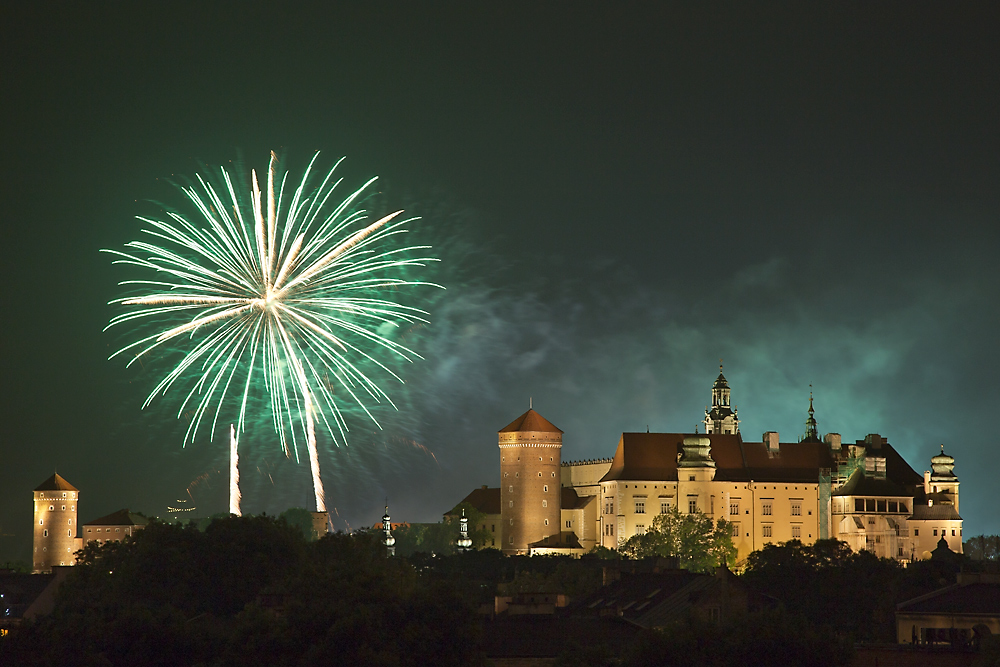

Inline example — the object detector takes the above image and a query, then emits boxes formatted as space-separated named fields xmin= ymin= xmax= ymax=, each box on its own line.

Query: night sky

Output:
xmin=3 ymin=3 xmax=999 ymax=564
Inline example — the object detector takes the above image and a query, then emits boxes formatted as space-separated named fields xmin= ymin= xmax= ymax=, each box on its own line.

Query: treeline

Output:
xmin=0 ymin=515 xmax=487 ymax=667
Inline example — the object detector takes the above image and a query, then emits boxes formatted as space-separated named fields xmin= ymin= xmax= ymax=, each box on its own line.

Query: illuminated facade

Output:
xmin=32 ymin=474 xmax=83 ymax=573
xmin=82 ymin=509 xmax=148 ymax=545
xmin=455 ymin=369 xmax=963 ymax=562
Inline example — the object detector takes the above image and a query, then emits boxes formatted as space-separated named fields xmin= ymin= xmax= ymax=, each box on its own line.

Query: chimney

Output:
xmin=763 ymin=432 xmax=780 ymax=454
xmin=923 ymin=470 xmax=931 ymax=496
xmin=824 ymin=433 xmax=841 ymax=453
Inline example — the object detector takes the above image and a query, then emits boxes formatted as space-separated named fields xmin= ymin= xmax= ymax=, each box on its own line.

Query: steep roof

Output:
xmin=84 ymin=509 xmax=148 ymax=527
xmin=898 ymin=582 xmax=1000 ymax=616
xmin=499 ymin=409 xmax=563 ymax=434
xmin=34 ymin=473 xmax=78 ymax=492
xmin=447 ymin=487 xmax=501 ymax=516
xmin=561 ymin=487 xmax=596 ymax=511
xmin=910 ymin=503 xmax=962 ymax=521
xmin=600 ymin=433 xmax=838 ymax=484
xmin=832 ymin=469 xmax=908 ymax=497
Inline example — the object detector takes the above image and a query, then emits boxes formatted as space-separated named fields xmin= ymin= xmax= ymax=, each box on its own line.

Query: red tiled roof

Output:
xmin=600 ymin=433 xmax=859 ymax=484
xmin=34 ymin=473 xmax=78 ymax=492
xmin=561 ymin=487 xmax=595 ymax=510
xmin=84 ymin=509 xmax=148 ymax=527
xmin=447 ymin=487 xmax=501 ymax=516
xmin=499 ymin=409 xmax=563 ymax=434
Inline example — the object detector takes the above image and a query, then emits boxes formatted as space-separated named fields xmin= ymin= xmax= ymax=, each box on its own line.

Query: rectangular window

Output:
xmin=933 ymin=529 xmax=938 ymax=536
xmin=792 ymin=525 xmax=801 ymax=539
xmin=688 ymin=497 xmax=698 ymax=514
xmin=762 ymin=525 xmax=772 ymax=538
xmin=865 ymin=499 xmax=876 ymax=512
xmin=888 ymin=501 xmax=898 ymax=512
xmin=790 ymin=501 xmax=801 ymax=516
xmin=855 ymin=498 xmax=864 ymax=512
xmin=914 ymin=529 xmax=919 ymax=536
xmin=876 ymin=500 xmax=887 ymax=512
xmin=636 ymin=524 xmax=645 ymax=533
xmin=660 ymin=501 xmax=670 ymax=514
xmin=952 ymin=530 xmax=956 ymax=536
xmin=731 ymin=523 xmax=740 ymax=537
xmin=566 ymin=521 xmax=571 ymax=528
xmin=730 ymin=501 xmax=739 ymax=516
xmin=635 ymin=501 xmax=645 ymax=514
xmin=761 ymin=500 xmax=772 ymax=516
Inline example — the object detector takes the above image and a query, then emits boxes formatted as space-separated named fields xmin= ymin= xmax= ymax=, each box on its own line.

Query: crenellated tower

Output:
xmin=499 ymin=408 xmax=563 ymax=555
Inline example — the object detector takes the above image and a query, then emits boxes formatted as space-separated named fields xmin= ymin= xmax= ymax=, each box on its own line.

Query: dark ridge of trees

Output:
xmin=0 ymin=515 xmax=487 ymax=667
xmin=741 ymin=538 xmax=975 ymax=643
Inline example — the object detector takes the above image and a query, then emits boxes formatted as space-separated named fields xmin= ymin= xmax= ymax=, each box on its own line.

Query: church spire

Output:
xmin=456 ymin=508 xmax=473 ymax=552
xmin=800 ymin=386 xmax=820 ymax=442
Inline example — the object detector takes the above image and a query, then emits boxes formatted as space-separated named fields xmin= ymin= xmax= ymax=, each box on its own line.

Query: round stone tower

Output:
xmin=33 ymin=473 xmax=80 ymax=573
xmin=499 ymin=408 xmax=562 ymax=555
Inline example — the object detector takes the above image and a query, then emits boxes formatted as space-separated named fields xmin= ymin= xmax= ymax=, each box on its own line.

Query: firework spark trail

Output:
xmin=229 ymin=424 xmax=241 ymax=516
xmin=105 ymin=151 xmax=439 ymax=511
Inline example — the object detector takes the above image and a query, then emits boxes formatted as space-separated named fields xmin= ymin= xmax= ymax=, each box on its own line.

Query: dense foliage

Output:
xmin=617 ymin=507 xmax=736 ymax=572
xmin=0 ymin=516 xmax=486 ymax=667
xmin=741 ymin=539 xmax=966 ymax=642
xmin=965 ymin=534 xmax=1000 ymax=561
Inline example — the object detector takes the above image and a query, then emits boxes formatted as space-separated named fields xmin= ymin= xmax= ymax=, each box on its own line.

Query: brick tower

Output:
xmin=33 ymin=473 xmax=81 ymax=573
xmin=499 ymin=408 xmax=562 ymax=554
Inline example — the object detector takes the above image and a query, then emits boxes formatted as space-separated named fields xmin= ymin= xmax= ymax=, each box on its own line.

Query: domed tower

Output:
xmin=704 ymin=364 xmax=739 ymax=434
xmin=929 ymin=445 xmax=960 ymax=513
xmin=33 ymin=473 xmax=80 ymax=573
xmin=499 ymin=408 xmax=562 ymax=555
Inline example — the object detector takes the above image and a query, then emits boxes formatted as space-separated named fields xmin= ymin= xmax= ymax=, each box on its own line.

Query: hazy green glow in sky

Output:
xmin=2 ymin=3 xmax=998 ymax=562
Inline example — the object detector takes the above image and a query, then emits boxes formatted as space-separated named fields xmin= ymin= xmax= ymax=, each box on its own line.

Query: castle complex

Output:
xmin=453 ymin=368 xmax=963 ymax=562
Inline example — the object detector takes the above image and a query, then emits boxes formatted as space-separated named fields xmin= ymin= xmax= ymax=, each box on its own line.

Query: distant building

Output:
xmin=896 ymin=572 xmax=1000 ymax=646
xmin=451 ymin=367 xmax=963 ymax=563
xmin=32 ymin=474 xmax=82 ymax=573
xmin=82 ymin=509 xmax=148 ymax=545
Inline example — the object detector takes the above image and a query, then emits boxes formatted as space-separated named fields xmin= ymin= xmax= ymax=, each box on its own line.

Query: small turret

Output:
xmin=456 ymin=509 xmax=473 ymax=552
xmin=382 ymin=505 xmax=395 ymax=556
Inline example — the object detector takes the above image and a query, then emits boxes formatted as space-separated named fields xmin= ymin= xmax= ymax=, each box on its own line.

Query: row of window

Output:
xmin=913 ymin=528 xmax=961 ymax=538
xmin=854 ymin=499 xmax=909 ymax=513
xmin=504 ymin=471 xmax=557 ymax=478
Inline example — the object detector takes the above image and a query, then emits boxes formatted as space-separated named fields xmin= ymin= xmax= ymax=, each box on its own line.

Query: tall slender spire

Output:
xmin=801 ymin=385 xmax=820 ymax=442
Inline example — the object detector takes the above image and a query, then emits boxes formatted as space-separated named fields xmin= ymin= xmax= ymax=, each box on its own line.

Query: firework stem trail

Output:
xmin=106 ymin=152 xmax=440 ymax=512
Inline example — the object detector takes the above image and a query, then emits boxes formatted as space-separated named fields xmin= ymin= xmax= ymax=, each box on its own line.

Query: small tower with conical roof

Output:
xmin=704 ymin=364 xmax=740 ymax=434
xmin=381 ymin=505 xmax=395 ymax=556
xmin=800 ymin=389 xmax=820 ymax=443
xmin=499 ymin=407 xmax=563 ymax=555
xmin=33 ymin=473 xmax=81 ymax=573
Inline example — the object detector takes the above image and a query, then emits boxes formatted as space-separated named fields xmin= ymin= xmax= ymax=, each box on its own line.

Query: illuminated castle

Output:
xmin=453 ymin=368 xmax=963 ymax=562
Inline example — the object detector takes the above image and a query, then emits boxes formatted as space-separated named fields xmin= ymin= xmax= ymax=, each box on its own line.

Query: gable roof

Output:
xmin=499 ymin=409 xmax=563 ymax=434
xmin=84 ymin=509 xmax=148 ymax=527
xmin=34 ymin=473 xmax=78 ymax=492
xmin=898 ymin=581 xmax=1000 ymax=616
xmin=600 ymin=433 xmax=841 ymax=484
xmin=447 ymin=487 xmax=501 ymax=516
